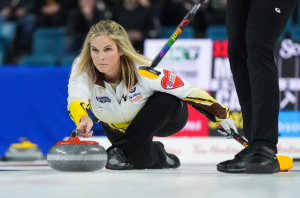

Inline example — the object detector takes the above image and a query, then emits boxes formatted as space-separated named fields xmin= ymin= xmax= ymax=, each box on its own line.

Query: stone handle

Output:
xmin=70 ymin=129 xmax=84 ymax=137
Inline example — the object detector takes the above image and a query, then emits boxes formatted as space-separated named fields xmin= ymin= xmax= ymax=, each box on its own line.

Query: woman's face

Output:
xmin=90 ymin=35 xmax=122 ymax=81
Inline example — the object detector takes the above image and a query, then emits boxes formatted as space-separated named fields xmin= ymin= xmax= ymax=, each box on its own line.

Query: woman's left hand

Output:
xmin=218 ymin=118 xmax=238 ymax=139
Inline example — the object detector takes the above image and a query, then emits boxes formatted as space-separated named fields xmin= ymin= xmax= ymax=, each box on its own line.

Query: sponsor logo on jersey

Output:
xmin=129 ymin=87 xmax=136 ymax=93
xmin=129 ymin=92 xmax=141 ymax=100
xmin=129 ymin=95 xmax=143 ymax=103
xmin=161 ymin=69 xmax=184 ymax=90
xmin=96 ymin=96 xmax=111 ymax=103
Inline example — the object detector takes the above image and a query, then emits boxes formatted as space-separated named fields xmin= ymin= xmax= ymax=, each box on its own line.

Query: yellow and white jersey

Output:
xmin=67 ymin=63 xmax=231 ymax=133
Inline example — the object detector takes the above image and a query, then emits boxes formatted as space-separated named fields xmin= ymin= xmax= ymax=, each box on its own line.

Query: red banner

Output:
xmin=171 ymin=104 xmax=209 ymax=137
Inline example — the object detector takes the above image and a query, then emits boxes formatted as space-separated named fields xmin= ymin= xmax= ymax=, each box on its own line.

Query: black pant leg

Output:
xmin=246 ymin=0 xmax=298 ymax=151
xmin=101 ymin=125 xmax=122 ymax=143
xmin=103 ymin=92 xmax=188 ymax=169
xmin=226 ymin=0 xmax=253 ymax=142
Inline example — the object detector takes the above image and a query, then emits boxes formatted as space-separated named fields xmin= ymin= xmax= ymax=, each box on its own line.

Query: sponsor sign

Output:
xmin=144 ymin=39 xmax=299 ymax=137
xmin=171 ymin=104 xmax=209 ymax=137
xmin=87 ymin=136 xmax=300 ymax=164
xmin=144 ymin=39 xmax=213 ymax=90
xmin=276 ymin=39 xmax=300 ymax=111
xmin=209 ymin=40 xmax=244 ymax=136
xmin=210 ymin=40 xmax=240 ymax=111
xmin=279 ymin=111 xmax=300 ymax=137
xmin=209 ymin=39 xmax=300 ymax=136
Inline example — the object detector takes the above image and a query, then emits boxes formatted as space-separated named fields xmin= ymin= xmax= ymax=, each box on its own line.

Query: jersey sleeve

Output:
xmin=67 ymin=65 xmax=91 ymax=126
xmin=140 ymin=67 xmax=230 ymax=122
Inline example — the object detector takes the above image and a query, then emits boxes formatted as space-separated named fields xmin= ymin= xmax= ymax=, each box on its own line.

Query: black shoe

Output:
xmin=153 ymin=141 xmax=180 ymax=169
xmin=105 ymin=147 xmax=133 ymax=170
xmin=245 ymin=145 xmax=280 ymax=174
xmin=217 ymin=147 xmax=253 ymax=173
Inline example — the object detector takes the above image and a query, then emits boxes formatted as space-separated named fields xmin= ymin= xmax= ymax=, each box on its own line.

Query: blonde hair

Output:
xmin=72 ymin=19 xmax=152 ymax=91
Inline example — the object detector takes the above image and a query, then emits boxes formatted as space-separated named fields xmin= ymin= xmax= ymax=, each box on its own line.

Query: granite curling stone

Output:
xmin=5 ymin=138 xmax=43 ymax=161
xmin=47 ymin=129 xmax=107 ymax=172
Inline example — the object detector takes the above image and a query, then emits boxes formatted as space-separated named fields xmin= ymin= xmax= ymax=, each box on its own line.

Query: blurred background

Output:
xmin=0 ymin=0 xmax=299 ymax=162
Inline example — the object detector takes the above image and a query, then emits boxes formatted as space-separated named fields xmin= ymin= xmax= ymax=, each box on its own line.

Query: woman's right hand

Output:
xmin=77 ymin=116 xmax=93 ymax=138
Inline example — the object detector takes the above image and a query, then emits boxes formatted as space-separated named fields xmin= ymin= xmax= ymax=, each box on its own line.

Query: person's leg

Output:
xmin=102 ymin=125 xmax=122 ymax=143
xmin=110 ymin=92 xmax=188 ymax=169
xmin=216 ymin=0 xmax=252 ymax=173
xmin=246 ymin=0 xmax=298 ymax=152
xmin=226 ymin=0 xmax=252 ymax=142
xmin=132 ymin=100 xmax=188 ymax=169
xmin=101 ymin=125 xmax=134 ymax=170
xmin=245 ymin=0 xmax=297 ymax=173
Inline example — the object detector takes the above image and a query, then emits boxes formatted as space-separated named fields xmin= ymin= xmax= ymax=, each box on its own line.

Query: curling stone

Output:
xmin=47 ymin=129 xmax=107 ymax=172
xmin=5 ymin=138 xmax=43 ymax=161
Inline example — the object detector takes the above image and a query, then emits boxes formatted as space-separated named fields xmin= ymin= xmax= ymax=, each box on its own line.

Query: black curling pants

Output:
xmin=226 ymin=0 xmax=298 ymax=152
xmin=101 ymin=92 xmax=189 ymax=169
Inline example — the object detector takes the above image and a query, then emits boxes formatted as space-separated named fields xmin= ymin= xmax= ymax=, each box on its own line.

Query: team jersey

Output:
xmin=67 ymin=63 xmax=231 ymax=133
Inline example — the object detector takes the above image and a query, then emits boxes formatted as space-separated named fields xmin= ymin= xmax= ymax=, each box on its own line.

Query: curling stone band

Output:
xmin=47 ymin=144 xmax=107 ymax=172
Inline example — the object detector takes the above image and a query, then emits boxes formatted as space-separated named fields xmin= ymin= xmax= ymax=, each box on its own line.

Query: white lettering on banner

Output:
xmin=279 ymin=121 xmax=300 ymax=133
xmin=279 ymin=78 xmax=300 ymax=91
xmin=210 ymin=79 xmax=235 ymax=90
xmin=213 ymin=58 xmax=232 ymax=78
xmin=215 ymin=89 xmax=241 ymax=111
xmin=183 ymin=121 xmax=202 ymax=131
xmin=279 ymin=39 xmax=300 ymax=59
xmin=280 ymin=91 xmax=297 ymax=109
xmin=209 ymin=78 xmax=241 ymax=111
xmin=178 ymin=70 xmax=198 ymax=78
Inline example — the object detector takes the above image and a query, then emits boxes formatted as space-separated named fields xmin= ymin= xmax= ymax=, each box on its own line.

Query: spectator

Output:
xmin=94 ymin=0 xmax=113 ymax=19
xmin=35 ymin=0 xmax=77 ymax=27
xmin=0 ymin=0 xmax=36 ymax=50
xmin=138 ymin=0 xmax=166 ymax=22
xmin=112 ymin=0 xmax=161 ymax=54
xmin=102 ymin=0 xmax=121 ymax=11
xmin=65 ymin=0 xmax=106 ymax=54
xmin=138 ymin=0 xmax=151 ymax=7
